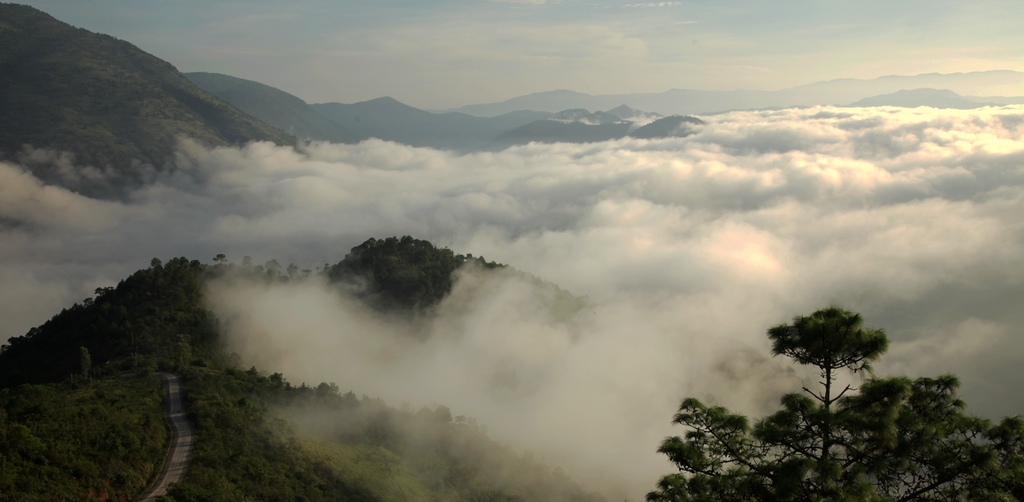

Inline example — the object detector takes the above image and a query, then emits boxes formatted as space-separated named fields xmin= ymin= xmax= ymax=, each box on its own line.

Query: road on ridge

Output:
xmin=136 ymin=372 xmax=195 ymax=502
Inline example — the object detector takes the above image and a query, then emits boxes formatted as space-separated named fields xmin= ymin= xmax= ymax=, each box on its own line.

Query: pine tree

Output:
xmin=648 ymin=306 xmax=1024 ymax=502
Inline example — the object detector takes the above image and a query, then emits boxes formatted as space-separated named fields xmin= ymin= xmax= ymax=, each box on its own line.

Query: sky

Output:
xmin=15 ymin=0 xmax=1024 ymax=108
xmin=3 ymin=105 xmax=1024 ymax=499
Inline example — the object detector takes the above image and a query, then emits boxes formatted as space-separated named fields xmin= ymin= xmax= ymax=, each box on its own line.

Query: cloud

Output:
xmin=2 ymin=105 xmax=1024 ymax=499
xmin=623 ymin=2 xmax=681 ymax=7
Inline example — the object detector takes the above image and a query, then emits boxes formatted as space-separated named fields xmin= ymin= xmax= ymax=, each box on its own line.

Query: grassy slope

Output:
xmin=0 ymin=4 xmax=294 ymax=194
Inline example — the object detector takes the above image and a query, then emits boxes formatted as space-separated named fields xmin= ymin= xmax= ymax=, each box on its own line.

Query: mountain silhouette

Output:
xmin=0 ymin=4 xmax=293 ymax=197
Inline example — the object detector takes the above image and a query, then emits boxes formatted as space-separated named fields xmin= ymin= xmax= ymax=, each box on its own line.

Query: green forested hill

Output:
xmin=327 ymin=235 xmax=503 ymax=311
xmin=0 ymin=3 xmax=294 ymax=196
xmin=0 ymin=237 xmax=602 ymax=502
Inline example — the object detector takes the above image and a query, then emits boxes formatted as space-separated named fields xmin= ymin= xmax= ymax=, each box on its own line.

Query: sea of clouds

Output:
xmin=2 ymin=105 xmax=1023 ymax=499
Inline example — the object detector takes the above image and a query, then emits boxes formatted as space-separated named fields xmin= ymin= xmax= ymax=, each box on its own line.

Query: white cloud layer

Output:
xmin=2 ymin=105 xmax=1024 ymax=499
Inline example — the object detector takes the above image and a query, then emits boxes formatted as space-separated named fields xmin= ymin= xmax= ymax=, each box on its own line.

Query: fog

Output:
xmin=2 ymin=105 xmax=1024 ymax=499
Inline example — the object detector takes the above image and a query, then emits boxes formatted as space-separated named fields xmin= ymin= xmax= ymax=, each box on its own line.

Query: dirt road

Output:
xmin=136 ymin=372 xmax=195 ymax=502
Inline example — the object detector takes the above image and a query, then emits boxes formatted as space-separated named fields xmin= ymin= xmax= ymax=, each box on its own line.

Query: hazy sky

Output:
xmin=4 ymin=105 xmax=1024 ymax=498
xmin=16 ymin=0 xmax=1024 ymax=108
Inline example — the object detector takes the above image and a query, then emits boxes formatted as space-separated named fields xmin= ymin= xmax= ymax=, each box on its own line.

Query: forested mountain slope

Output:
xmin=0 ymin=237 xmax=602 ymax=502
xmin=0 ymin=4 xmax=294 ymax=197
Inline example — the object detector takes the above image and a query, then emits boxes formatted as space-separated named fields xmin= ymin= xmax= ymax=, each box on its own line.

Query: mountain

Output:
xmin=452 ymin=89 xmax=601 ymax=118
xmin=0 ymin=238 xmax=601 ymax=502
xmin=311 ymin=97 xmax=550 ymax=151
xmin=490 ymin=121 xmax=631 ymax=148
xmin=847 ymin=88 xmax=1003 ymax=109
xmin=489 ymin=106 xmax=686 ymax=147
xmin=546 ymin=108 xmax=627 ymax=125
xmin=447 ymin=71 xmax=1024 ymax=117
xmin=0 ymin=4 xmax=294 ymax=196
xmin=628 ymin=115 xmax=705 ymax=139
xmin=184 ymin=72 xmax=362 ymax=143
xmin=604 ymin=104 xmax=663 ymax=126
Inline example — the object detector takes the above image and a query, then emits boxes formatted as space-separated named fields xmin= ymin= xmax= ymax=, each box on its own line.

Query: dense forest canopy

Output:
xmin=327 ymin=235 xmax=503 ymax=311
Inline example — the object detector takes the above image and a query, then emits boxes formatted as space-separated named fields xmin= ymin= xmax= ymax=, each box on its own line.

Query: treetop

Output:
xmin=767 ymin=305 xmax=888 ymax=375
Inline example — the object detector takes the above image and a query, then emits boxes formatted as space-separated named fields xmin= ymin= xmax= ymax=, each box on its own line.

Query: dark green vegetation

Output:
xmin=0 ymin=375 xmax=168 ymax=502
xmin=0 ymin=237 xmax=599 ymax=501
xmin=648 ymin=306 xmax=1024 ymax=502
xmin=0 ymin=4 xmax=293 ymax=197
xmin=170 ymin=366 xmax=602 ymax=502
xmin=184 ymin=72 xmax=362 ymax=144
xmin=327 ymin=235 xmax=503 ymax=311
xmin=0 ymin=257 xmax=219 ymax=388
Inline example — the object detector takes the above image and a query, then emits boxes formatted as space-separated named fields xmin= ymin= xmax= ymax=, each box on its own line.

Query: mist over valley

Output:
xmin=3 ymin=2 xmax=1024 ymax=501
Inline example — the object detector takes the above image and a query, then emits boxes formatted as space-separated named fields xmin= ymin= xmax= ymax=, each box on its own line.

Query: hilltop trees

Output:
xmin=648 ymin=306 xmax=1024 ymax=502
xmin=326 ymin=236 xmax=502 ymax=311
xmin=0 ymin=239 xmax=597 ymax=502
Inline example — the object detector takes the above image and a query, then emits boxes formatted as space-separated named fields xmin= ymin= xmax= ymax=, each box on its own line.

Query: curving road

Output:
xmin=136 ymin=372 xmax=195 ymax=502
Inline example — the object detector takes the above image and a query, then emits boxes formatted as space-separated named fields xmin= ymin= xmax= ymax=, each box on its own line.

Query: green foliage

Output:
xmin=171 ymin=367 xmax=601 ymax=502
xmin=167 ymin=369 xmax=380 ymax=502
xmin=0 ymin=4 xmax=294 ymax=197
xmin=767 ymin=306 xmax=888 ymax=382
xmin=327 ymin=236 xmax=503 ymax=311
xmin=648 ymin=306 xmax=1024 ymax=502
xmin=174 ymin=334 xmax=192 ymax=372
xmin=0 ymin=238 xmax=597 ymax=501
xmin=79 ymin=346 xmax=92 ymax=380
xmin=286 ymin=390 xmax=603 ymax=502
xmin=0 ymin=376 xmax=167 ymax=501
xmin=0 ymin=257 xmax=219 ymax=387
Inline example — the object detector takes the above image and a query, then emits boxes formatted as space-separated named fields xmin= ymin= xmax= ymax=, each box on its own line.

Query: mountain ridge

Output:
xmin=847 ymin=88 xmax=1004 ymax=109
xmin=445 ymin=71 xmax=1024 ymax=117
xmin=184 ymin=72 xmax=362 ymax=144
xmin=310 ymin=98 xmax=550 ymax=151
xmin=0 ymin=3 xmax=294 ymax=197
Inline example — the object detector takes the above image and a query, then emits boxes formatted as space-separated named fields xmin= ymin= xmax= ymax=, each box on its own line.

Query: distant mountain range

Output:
xmin=3 ymin=2 xmax=1024 ymax=199
xmin=179 ymin=73 xmax=706 ymax=150
xmin=309 ymin=97 xmax=550 ymax=151
xmin=447 ymin=71 xmax=1024 ymax=117
xmin=489 ymin=107 xmax=703 ymax=148
xmin=0 ymin=4 xmax=293 ymax=196
xmin=846 ymin=88 xmax=1003 ymax=109
xmin=184 ymin=72 xmax=362 ymax=144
